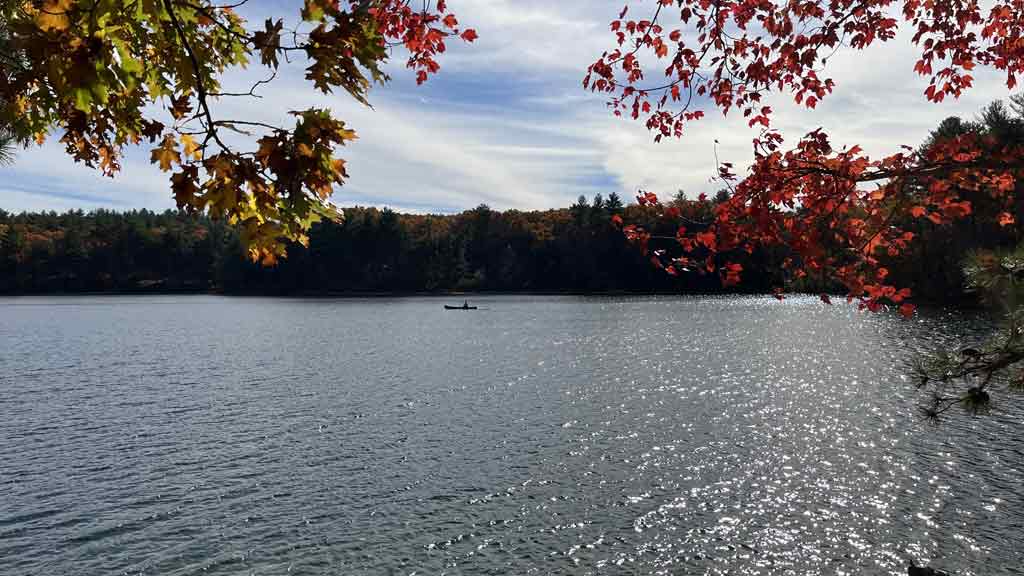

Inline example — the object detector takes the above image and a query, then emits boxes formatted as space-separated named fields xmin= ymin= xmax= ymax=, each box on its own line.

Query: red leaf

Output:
xmin=695 ymin=231 xmax=716 ymax=250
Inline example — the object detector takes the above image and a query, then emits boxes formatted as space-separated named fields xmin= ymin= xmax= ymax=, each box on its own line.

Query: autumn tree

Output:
xmin=589 ymin=0 xmax=1024 ymax=415
xmin=0 ymin=0 xmax=475 ymax=263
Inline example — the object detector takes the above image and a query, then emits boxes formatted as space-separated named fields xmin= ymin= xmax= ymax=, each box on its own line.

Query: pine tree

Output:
xmin=605 ymin=193 xmax=624 ymax=215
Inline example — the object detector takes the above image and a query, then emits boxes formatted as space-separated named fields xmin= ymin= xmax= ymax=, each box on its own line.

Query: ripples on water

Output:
xmin=1 ymin=295 xmax=1022 ymax=575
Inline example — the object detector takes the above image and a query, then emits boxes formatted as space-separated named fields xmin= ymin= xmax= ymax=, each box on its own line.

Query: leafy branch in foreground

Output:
xmin=594 ymin=0 xmax=1024 ymax=318
xmin=912 ymin=247 xmax=1024 ymax=419
xmin=0 ymin=0 xmax=476 ymax=263
xmin=592 ymin=1 xmax=1024 ymax=408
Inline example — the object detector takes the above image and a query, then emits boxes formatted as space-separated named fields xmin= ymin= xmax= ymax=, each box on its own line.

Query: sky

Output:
xmin=0 ymin=0 xmax=1015 ymax=214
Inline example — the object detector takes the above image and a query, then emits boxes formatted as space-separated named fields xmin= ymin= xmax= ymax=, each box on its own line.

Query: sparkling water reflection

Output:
xmin=1 ymin=295 xmax=1022 ymax=575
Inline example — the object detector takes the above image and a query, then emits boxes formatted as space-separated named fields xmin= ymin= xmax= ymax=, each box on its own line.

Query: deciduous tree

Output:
xmin=589 ymin=0 xmax=1024 ymax=414
xmin=0 ymin=0 xmax=474 ymax=263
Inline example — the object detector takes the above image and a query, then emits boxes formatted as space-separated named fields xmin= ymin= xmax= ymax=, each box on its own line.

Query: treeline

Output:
xmin=2 ymin=98 xmax=1021 ymax=300
xmin=0 ymin=193 xmax=776 ymax=295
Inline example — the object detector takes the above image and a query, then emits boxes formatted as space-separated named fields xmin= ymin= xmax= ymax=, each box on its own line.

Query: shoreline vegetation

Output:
xmin=0 ymin=189 xmax=997 ymax=305
xmin=0 ymin=196 xmax=783 ymax=298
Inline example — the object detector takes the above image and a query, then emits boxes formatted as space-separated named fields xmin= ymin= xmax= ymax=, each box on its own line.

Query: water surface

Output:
xmin=1 ymin=295 xmax=1022 ymax=575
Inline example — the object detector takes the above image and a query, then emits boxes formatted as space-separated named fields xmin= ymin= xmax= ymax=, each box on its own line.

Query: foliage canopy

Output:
xmin=0 ymin=0 xmax=475 ymax=263
xmin=589 ymin=0 xmax=1024 ymax=318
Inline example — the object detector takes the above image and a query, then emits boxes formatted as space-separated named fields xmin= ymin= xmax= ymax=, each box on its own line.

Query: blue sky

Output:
xmin=0 ymin=0 xmax=1015 ymax=214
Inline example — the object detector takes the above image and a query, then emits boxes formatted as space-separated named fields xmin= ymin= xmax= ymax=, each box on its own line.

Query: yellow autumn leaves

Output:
xmin=4 ymin=0 xmax=462 ymax=266
xmin=27 ymin=0 xmax=73 ymax=32
xmin=150 ymin=135 xmax=180 ymax=171
xmin=144 ymin=108 xmax=356 ymax=264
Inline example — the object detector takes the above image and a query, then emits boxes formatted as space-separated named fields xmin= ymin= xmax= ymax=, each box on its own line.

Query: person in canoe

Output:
xmin=444 ymin=300 xmax=478 ymax=310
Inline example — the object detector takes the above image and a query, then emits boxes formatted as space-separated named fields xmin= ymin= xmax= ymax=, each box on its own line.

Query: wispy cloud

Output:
xmin=0 ymin=140 xmax=170 ymax=212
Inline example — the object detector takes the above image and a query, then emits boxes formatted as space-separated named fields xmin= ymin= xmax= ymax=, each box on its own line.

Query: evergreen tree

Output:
xmin=605 ymin=192 xmax=625 ymax=215
xmin=570 ymin=195 xmax=590 ymax=226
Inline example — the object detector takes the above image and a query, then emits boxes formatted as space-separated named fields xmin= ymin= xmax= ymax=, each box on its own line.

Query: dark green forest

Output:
xmin=2 ymin=99 xmax=1022 ymax=300
xmin=0 ymin=193 xmax=772 ymax=295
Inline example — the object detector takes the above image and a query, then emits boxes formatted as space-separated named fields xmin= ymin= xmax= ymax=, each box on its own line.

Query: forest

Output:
xmin=2 ymin=100 xmax=1021 ymax=301
xmin=0 ymin=192 xmax=749 ymax=295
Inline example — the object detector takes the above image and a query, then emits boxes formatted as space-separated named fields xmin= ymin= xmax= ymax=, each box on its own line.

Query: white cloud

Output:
xmin=438 ymin=0 xmax=615 ymax=73
xmin=0 ymin=140 xmax=172 ymax=213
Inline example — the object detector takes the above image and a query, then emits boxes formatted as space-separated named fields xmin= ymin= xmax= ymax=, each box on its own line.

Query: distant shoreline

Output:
xmin=0 ymin=288 xmax=983 ymax=310
xmin=0 ymin=287 xmax=770 ymax=298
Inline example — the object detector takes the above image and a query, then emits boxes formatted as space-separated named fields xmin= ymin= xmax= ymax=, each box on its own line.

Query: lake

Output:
xmin=1 ymin=295 xmax=1022 ymax=575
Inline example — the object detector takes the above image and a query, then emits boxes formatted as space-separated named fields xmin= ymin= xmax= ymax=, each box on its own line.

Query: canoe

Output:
xmin=444 ymin=305 xmax=478 ymax=310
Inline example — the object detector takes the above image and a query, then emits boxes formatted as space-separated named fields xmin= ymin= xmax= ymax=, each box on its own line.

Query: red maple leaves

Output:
xmin=587 ymin=0 xmax=1024 ymax=139
xmin=368 ymin=0 xmax=477 ymax=85
xmin=595 ymin=0 xmax=1024 ymax=315
xmin=622 ymin=127 xmax=1023 ymax=314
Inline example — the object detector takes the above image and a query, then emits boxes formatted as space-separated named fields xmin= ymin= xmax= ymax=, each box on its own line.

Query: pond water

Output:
xmin=1 ymin=295 xmax=1022 ymax=575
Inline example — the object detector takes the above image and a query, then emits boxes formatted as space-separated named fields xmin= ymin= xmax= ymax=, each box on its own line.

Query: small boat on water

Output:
xmin=444 ymin=301 xmax=477 ymax=310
